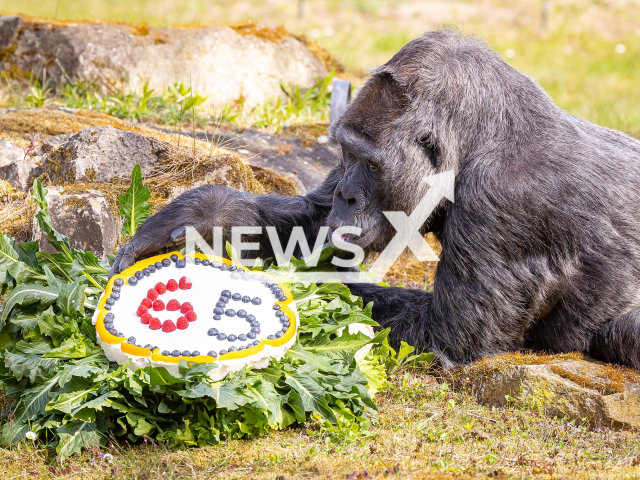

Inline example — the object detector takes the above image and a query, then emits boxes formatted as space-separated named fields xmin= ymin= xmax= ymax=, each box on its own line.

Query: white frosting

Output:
xmin=93 ymin=260 xmax=298 ymax=380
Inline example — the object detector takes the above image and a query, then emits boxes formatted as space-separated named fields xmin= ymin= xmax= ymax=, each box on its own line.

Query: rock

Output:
xmin=153 ymin=126 xmax=337 ymax=194
xmin=0 ymin=139 xmax=42 ymax=190
xmin=1 ymin=16 xmax=328 ymax=109
xmin=464 ymin=355 xmax=640 ymax=429
xmin=42 ymin=126 xmax=168 ymax=183
xmin=32 ymin=188 xmax=119 ymax=258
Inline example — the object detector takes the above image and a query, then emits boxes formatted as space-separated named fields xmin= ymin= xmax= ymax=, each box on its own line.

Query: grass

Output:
xmin=2 ymin=369 xmax=640 ymax=479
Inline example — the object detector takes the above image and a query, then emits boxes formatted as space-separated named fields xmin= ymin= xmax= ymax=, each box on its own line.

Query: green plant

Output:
xmin=0 ymin=173 xmax=391 ymax=461
xmin=118 ymin=164 xmax=152 ymax=239
xmin=25 ymin=77 xmax=51 ymax=108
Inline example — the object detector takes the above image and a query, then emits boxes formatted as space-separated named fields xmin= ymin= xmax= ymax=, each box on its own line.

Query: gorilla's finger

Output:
xmin=170 ymin=226 xmax=186 ymax=243
xmin=108 ymin=244 xmax=137 ymax=277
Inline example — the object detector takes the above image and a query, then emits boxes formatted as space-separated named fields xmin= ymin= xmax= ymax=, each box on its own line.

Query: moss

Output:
xmin=280 ymin=123 xmax=329 ymax=140
xmin=62 ymin=196 xmax=89 ymax=210
xmin=230 ymin=21 xmax=290 ymax=43
xmin=84 ymin=168 xmax=98 ymax=182
xmin=249 ymin=165 xmax=298 ymax=196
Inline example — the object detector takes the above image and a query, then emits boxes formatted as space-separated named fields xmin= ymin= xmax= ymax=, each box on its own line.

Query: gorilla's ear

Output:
xmin=419 ymin=136 xmax=441 ymax=169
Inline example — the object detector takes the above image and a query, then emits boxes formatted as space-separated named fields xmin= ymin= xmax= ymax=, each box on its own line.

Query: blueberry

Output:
xmin=265 ymin=281 xmax=274 ymax=287
xmin=194 ymin=258 xmax=201 ymax=265
xmin=216 ymin=301 xmax=226 ymax=308
xmin=192 ymin=350 xmax=200 ymax=356
xmin=176 ymin=259 xmax=186 ymax=268
xmin=148 ymin=265 xmax=156 ymax=273
xmin=162 ymin=350 xmax=170 ymax=356
xmin=228 ymin=346 xmax=237 ymax=352
xmin=251 ymin=327 xmax=261 ymax=334
xmin=185 ymin=257 xmax=193 ymax=264
xmin=237 ymin=310 xmax=247 ymax=318
xmin=162 ymin=258 xmax=171 ymax=267
xmin=282 ymin=321 xmax=290 ymax=328
xmin=171 ymin=350 xmax=181 ymax=357
xmin=213 ymin=314 xmax=222 ymax=320
xmin=253 ymin=340 xmax=260 ymax=346
xmin=135 ymin=271 xmax=144 ymax=279
xmin=155 ymin=261 xmax=163 ymax=269
xmin=251 ymin=274 xmax=260 ymax=281
xmin=170 ymin=254 xmax=178 ymax=262
xmin=230 ymin=272 xmax=241 ymax=280
xmin=144 ymin=344 xmax=153 ymax=349
xmin=207 ymin=350 xmax=218 ymax=357
xmin=276 ymin=310 xmax=284 ymax=317
xmin=217 ymin=333 xmax=227 ymax=341
xmin=248 ymin=332 xmax=256 ymax=339
xmin=221 ymin=290 xmax=232 ymax=298
xmin=227 ymin=334 xmax=237 ymax=342
xmin=251 ymin=321 xmax=260 ymax=328
xmin=104 ymin=320 xmax=114 ymax=328
xmin=220 ymin=296 xmax=229 ymax=303
xmin=279 ymin=295 xmax=287 ymax=301
xmin=228 ymin=265 xmax=237 ymax=272
xmin=273 ymin=305 xmax=281 ymax=310
xmin=104 ymin=304 xmax=112 ymax=311
xmin=112 ymin=285 xmax=121 ymax=293
xmin=214 ymin=307 xmax=225 ymax=315
xmin=238 ymin=346 xmax=245 ymax=350
xmin=232 ymin=293 xmax=241 ymax=301
xmin=106 ymin=297 xmax=115 ymax=305
xmin=270 ymin=284 xmax=280 ymax=291
xmin=202 ymin=259 xmax=210 ymax=266
xmin=220 ymin=264 xmax=228 ymax=271
xmin=212 ymin=261 xmax=221 ymax=268
xmin=225 ymin=309 xmax=236 ymax=317
xmin=246 ymin=314 xmax=256 ymax=322
xmin=105 ymin=312 xmax=114 ymax=322
xmin=182 ymin=350 xmax=191 ymax=356
xmin=219 ymin=349 xmax=227 ymax=355
xmin=242 ymin=273 xmax=251 ymax=280
xmin=258 ymin=275 xmax=267 ymax=283
xmin=251 ymin=297 xmax=262 ymax=305
xmin=242 ymin=296 xmax=251 ymax=303
xmin=267 ymin=335 xmax=276 ymax=340
xmin=275 ymin=331 xmax=283 ymax=338
xmin=142 ymin=268 xmax=150 ymax=277
xmin=110 ymin=292 xmax=120 ymax=300
xmin=114 ymin=278 xmax=124 ymax=287
xmin=208 ymin=328 xmax=218 ymax=336
xmin=238 ymin=334 xmax=247 ymax=341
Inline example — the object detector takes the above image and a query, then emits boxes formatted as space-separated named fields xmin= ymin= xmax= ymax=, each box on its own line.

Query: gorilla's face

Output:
xmin=327 ymin=74 xmax=441 ymax=252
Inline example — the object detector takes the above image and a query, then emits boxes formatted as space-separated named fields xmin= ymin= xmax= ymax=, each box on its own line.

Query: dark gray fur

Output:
xmin=111 ymin=30 xmax=640 ymax=368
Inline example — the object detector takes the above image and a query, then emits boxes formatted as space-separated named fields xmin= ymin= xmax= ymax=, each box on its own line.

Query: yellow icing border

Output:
xmin=96 ymin=251 xmax=297 ymax=364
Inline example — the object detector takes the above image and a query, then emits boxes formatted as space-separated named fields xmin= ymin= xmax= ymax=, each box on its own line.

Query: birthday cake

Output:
xmin=93 ymin=252 xmax=298 ymax=380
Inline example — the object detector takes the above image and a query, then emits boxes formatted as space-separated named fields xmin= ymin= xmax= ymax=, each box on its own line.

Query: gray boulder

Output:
xmin=466 ymin=357 xmax=640 ymax=430
xmin=32 ymin=188 xmax=119 ymax=258
xmin=42 ymin=126 xmax=167 ymax=182
xmin=0 ymin=16 xmax=327 ymax=108
xmin=0 ymin=139 xmax=42 ymax=190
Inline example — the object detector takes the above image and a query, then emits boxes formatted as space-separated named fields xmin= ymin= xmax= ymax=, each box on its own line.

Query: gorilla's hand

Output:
xmin=108 ymin=185 xmax=262 ymax=277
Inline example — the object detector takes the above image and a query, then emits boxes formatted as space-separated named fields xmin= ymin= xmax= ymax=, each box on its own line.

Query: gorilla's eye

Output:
xmin=419 ymin=137 xmax=440 ymax=167
xmin=345 ymin=151 xmax=356 ymax=161
xmin=367 ymin=160 xmax=379 ymax=173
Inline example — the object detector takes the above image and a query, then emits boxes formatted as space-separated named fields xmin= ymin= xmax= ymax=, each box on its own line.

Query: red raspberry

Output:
xmin=149 ymin=318 xmax=162 ymax=330
xmin=141 ymin=313 xmax=152 ymax=325
xmin=152 ymin=299 xmax=165 ymax=311
xmin=185 ymin=311 xmax=197 ymax=322
xmin=179 ymin=276 xmax=192 ymax=290
xmin=180 ymin=302 xmax=194 ymax=314
xmin=166 ymin=299 xmax=181 ymax=311
xmin=176 ymin=316 xmax=189 ymax=330
xmin=167 ymin=279 xmax=179 ymax=292
xmin=141 ymin=298 xmax=152 ymax=308
xmin=136 ymin=305 xmax=148 ymax=317
xmin=162 ymin=320 xmax=176 ymax=333
xmin=147 ymin=289 xmax=159 ymax=301
xmin=155 ymin=282 xmax=167 ymax=295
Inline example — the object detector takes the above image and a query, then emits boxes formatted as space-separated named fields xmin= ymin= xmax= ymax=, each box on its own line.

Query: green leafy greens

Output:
xmin=0 ymin=171 xmax=390 ymax=460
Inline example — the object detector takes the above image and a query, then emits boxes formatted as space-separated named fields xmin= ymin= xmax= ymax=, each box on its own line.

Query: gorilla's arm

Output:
xmin=109 ymin=167 xmax=340 ymax=275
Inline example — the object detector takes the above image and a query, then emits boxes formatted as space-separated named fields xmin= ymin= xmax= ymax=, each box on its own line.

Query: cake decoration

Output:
xmin=93 ymin=252 xmax=298 ymax=380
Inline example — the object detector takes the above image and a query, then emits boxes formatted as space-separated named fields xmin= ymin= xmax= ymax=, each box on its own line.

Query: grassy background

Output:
xmin=1 ymin=0 xmax=639 ymax=136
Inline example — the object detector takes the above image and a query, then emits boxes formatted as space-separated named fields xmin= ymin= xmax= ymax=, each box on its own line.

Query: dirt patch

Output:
xmin=249 ymin=165 xmax=298 ymax=196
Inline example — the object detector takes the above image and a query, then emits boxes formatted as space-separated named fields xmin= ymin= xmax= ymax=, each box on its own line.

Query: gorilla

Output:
xmin=111 ymin=30 xmax=640 ymax=369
